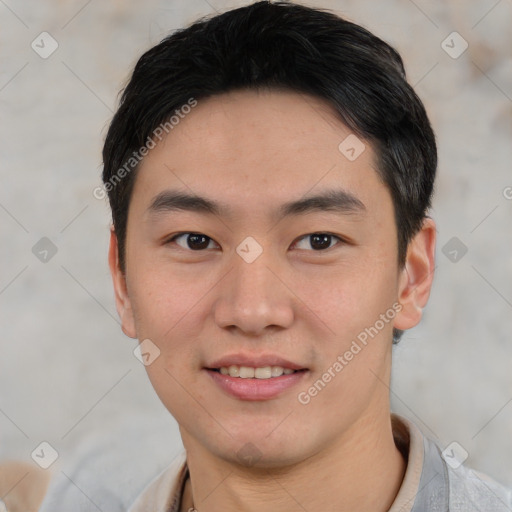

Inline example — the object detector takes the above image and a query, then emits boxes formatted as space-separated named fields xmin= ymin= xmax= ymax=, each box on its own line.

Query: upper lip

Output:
xmin=206 ymin=354 xmax=306 ymax=370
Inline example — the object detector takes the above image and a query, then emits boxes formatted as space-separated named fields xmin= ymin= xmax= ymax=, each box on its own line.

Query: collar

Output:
xmin=389 ymin=414 xmax=449 ymax=512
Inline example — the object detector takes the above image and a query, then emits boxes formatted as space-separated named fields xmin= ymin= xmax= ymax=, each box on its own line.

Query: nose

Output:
xmin=213 ymin=246 xmax=294 ymax=336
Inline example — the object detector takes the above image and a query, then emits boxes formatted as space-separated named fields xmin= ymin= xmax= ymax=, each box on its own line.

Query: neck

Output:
xmin=180 ymin=408 xmax=406 ymax=512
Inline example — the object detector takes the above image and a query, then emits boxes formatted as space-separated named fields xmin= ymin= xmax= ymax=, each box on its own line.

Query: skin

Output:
xmin=0 ymin=461 xmax=51 ymax=511
xmin=109 ymin=89 xmax=436 ymax=512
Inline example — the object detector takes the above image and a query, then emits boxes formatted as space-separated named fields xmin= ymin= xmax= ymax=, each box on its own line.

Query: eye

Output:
xmin=165 ymin=232 xmax=344 ymax=252
xmin=293 ymin=233 xmax=343 ymax=251
xmin=166 ymin=232 xmax=218 ymax=251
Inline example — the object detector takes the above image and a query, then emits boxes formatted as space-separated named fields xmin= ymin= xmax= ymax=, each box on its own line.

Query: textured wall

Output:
xmin=1 ymin=0 xmax=511 ymax=504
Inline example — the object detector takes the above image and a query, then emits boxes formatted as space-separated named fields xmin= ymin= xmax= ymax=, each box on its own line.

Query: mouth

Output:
xmin=204 ymin=358 xmax=309 ymax=400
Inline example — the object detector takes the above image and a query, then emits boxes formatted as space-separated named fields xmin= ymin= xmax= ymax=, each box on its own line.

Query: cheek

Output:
xmin=304 ymin=256 xmax=398 ymax=402
xmin=301 ymin=256 xmax=398 ymax=339
xmin=128 ymin=262 xmax=206 ymax=335
xmin=127 ymin=263 xmax=219 ymax=391
xmin=298 ymin=264 xmax=397 ymax=416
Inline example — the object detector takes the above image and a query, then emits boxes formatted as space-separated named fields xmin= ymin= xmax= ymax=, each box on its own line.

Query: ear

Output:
xmin=394 ymin=217 xmax=436 ymax=331
xmin=108 ymin=227 xmax=137 ymax=339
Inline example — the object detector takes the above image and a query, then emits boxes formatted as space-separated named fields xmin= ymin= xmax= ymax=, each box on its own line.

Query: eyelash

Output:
xmin=164 ymin=232 xmax=345 ymax=252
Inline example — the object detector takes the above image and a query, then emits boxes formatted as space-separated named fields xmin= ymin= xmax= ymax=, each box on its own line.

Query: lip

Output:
xmin=205 ymin=368 xmax=309 ymax=401
xmin=206 ymin=354 xmax=306 ymax=371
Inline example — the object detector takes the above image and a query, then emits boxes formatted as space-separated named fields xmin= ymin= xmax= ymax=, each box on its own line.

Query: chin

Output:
xmin=206 ymin=434 xmax=311 ymax=470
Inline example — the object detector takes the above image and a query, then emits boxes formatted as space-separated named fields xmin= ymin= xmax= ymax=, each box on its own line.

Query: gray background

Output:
xmin=1 ymin=0 xmax=511 ymax=505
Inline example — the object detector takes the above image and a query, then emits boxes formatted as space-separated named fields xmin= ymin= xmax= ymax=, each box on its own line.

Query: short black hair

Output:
xmin=102 ymin=0 xmax=437 ymax=343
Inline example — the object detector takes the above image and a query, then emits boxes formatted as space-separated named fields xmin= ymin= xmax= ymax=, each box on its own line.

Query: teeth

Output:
xmin=271 ymin=366 xmax=283 ymax=377
xmin=228 ymin=365 xmax=239 ymax=377
xmin=255 ymin=367 xmax=271 ymax=379
xmin=239 ymin=366 xmax=255 ymax=378
xmin=218 ymin=365 xmax=298 ymax=379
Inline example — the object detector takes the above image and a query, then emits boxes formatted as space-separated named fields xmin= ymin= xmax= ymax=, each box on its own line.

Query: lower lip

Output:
xmin=205 ymin=369 xmax=308 ymax=401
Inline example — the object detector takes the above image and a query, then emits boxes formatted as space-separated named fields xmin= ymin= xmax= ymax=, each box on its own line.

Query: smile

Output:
xmin=214 ymin=365 xmax=299 ymax=379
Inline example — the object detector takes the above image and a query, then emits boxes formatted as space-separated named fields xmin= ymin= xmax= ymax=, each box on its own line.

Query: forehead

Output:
xmin=131 ymin=89 xmax=387 ymax=220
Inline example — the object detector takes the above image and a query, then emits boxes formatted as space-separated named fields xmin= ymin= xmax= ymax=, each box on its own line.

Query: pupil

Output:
xmin=188 ymin=234 xmax=209 ymax=250
xmin=311 ymin=234 xmax=330 ymax=250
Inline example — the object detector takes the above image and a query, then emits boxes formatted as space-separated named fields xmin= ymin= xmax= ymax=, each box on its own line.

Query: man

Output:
xmin=100 ymin=1 xmax=511 ymax=511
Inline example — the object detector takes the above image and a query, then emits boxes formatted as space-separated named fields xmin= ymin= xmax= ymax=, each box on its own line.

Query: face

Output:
xmin=109 ymin=89 xmax=434 ymax=467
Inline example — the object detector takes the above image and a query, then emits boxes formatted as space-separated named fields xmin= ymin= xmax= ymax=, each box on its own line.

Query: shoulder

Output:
xmin=420 ymin=430 xmax=512 ymax=511
xmin=395 ymin=414 xmax=512 ymax=512
xmin=38 ymin=413 xmax=182 ymax=511
xmin=446 ymin=462 xmax=512 ymax=511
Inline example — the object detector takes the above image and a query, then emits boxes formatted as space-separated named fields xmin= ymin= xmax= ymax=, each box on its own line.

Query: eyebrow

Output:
xmin=147 ymin=188 xmax=366 ymax=221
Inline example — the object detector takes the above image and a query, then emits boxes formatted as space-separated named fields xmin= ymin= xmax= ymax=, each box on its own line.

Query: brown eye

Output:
xmin=168 ymin=233 xmax=216 ymax=250
xmin=293 ymin=233 xmax=342 ymax=251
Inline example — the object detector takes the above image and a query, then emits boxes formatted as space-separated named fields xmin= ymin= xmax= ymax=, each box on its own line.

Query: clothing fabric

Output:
xmin=37 ymin=412 xmax=184 ymax=512
xmin=127 ymin=414 xmax=512 ymax=512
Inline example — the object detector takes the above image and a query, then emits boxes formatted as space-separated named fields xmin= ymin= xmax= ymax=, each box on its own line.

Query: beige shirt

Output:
xmin=127 ymin=414 xmax=426 ymax=512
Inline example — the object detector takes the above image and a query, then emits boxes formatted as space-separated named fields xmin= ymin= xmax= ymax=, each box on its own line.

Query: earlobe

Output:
xmin=108 ymin=228 xmax=137 ymax=339
xmin=393 ymin=217 xmax=436 ymax=331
